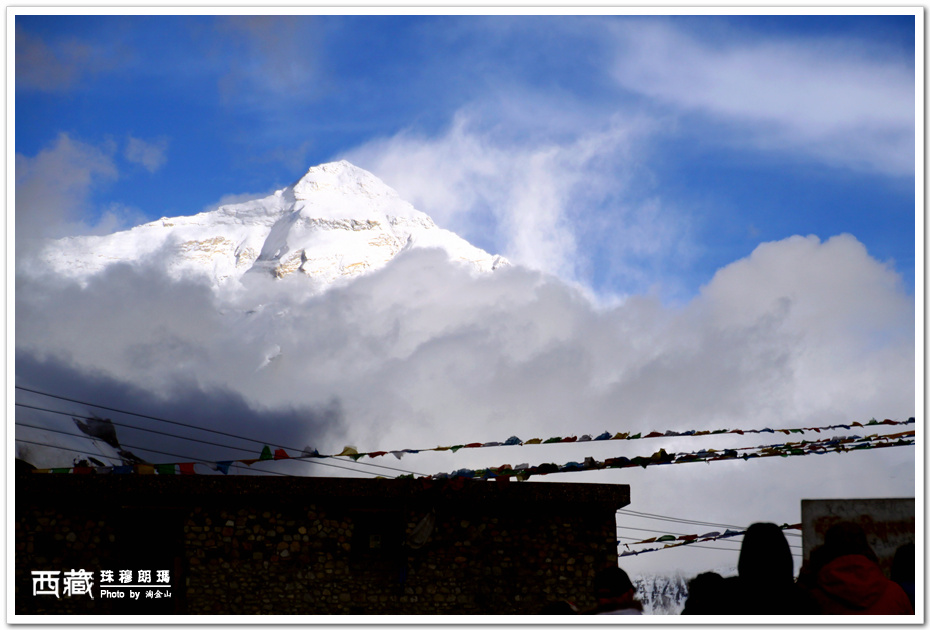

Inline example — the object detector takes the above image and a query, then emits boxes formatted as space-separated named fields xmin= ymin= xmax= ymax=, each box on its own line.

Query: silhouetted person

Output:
xmin=589 ymin=566 xmax=643 ymax=615
xmin=725 ymin=522 xmax=818 ymax=614
xmin=891 ymin=542 xmax=915 ymax=610
xmin=681 ymin=572 xmax=728 ymax=614
xmin=802 ymin=522 xmax=912 ymax=615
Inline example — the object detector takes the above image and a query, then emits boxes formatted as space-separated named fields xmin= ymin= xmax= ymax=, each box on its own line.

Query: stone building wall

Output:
xmin=16 ymin=475 xmax=629 ymax=616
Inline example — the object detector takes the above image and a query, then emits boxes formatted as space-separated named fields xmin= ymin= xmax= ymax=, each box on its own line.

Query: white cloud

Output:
xmin=15 ymin=24 xmax=121 ymax=92
xmin=345 ymin=109 xmax=686 ymax=296
xmin=15 ymin=133 xmax=119 ymax=246
xmin=17 ymin=233 xmax=913 ymax=458
xmin=697 ymin=234 xmax=914 ymax=419
xmin=125 ymin=136 xmax=169 ymax=173
xmin=607 ymin=20 xmax=915 ymax=176
xmin=15 ymin=230 xmax=914 ymax=573
xmin=213 ymin=16 xmax=324 ymax=104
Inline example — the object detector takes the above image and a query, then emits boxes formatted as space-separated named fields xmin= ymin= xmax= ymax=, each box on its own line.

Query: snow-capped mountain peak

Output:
xmin=291 ymin=160 xmax=409 ymax=208
xmin=40 ymin=161 xmax=507 ymax=289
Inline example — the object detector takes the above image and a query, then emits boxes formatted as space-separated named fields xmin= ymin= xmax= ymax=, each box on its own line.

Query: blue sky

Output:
xmin=15 ymin=13 xmax=917 ymax=302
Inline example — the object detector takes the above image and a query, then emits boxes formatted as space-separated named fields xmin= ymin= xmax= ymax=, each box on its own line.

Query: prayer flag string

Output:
xmin=303 ymin=417 xmax=914 ymax=463
xmin=618 ymin=524 xmax=801 ymax=557
xmin=29 ymin=422 xmax=915 ymax=476
xmin=394 ymin=431 xmax=915 ymax=482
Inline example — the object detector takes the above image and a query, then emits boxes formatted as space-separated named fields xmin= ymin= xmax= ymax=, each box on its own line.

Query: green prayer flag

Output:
xmin=260 ymin=445 xmax=273 ymax=460
xmin=156 ymin=464 xmax=176 ymax=475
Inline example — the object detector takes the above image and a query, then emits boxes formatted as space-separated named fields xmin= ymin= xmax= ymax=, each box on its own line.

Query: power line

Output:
xmin=618 ymin=509 xmax=746 ymax=530
xmin=618 ymin=509 xmax=802 ymax=537
xmin=16 ymin=418 xmax=252 ymax=475
xmin=618 ymin=524 xmax=700 ymax=537
xmin=14 ymin=437 xmax=287 ymax=477
xmin=618 ymin=535 xmax=745 ymax=548
xmin=16 ymin=411 xmax=260 ymax=456
xmin=15 ymin=420 xmax=389 ymax=478
xmin=16 ymin=385 xmax=268 ymax=445
xmin=20 ymin=386 xmax=911 ymax=466
xmin=616 ymin=510 xmax=803 ymax=540
xmin=617 ymin=526 xmax=802 ymax=550
xmin=673 ymin=544 xmax=803 ymax=557
xmin=17 ymin=385 xmax=348 ymax=463
xmin=16 ymin=413 xmax=413 ymax=477
xmin=15 ymin=388 xmax=427 ymax=477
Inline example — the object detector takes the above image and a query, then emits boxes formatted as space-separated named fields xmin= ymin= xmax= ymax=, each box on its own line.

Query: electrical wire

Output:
xmin=15 ymin=389 xmax=428 ymax=477
xmin=16 ymin=413 xmax=265 ymax=457
xmin=14 ymin=437 xmax=287 ymax=477
xmin=20 ymin=385 xmax=910 ymax=466
xmin=618 ymin=535 xmax=746 ymax=548
xmin=619 ymin=509 xmax=745 ymax=529
xmin=618 ymin=524 xmax=702 ymax=536
xmin=16 ymin=422 xmax=392 ymax=477
xmin=16 ymin=435 xmax=390 ymax=479
xmin=616 ymin=509 xmax=803 ymax=538
xmin=618 ymin=508 xmax=802 ymax=536
xmin=616 ymin=527 xmax=802 ymax=550
xmin=15 ymin=413 xmax=414 ymax=476
xmin=15 ymin=420 xmax=388 ymax=478
xmin=674 ymin=544 xmax=803 ymax=557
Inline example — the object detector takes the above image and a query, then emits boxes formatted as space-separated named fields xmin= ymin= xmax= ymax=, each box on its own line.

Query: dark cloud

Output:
xmin=15 ymin=350 xmax=341 ymax=474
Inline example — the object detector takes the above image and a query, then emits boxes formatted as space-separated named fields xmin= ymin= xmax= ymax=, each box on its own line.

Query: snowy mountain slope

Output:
xmin=633 ymin=567 xmax=737 ymax=615
xmin=40 ymin=161 xmax=507 ymax=290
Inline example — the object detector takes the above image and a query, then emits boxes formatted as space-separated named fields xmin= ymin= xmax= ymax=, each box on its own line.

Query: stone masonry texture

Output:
xmin=16 ymin=475 xmax=629 ymax=615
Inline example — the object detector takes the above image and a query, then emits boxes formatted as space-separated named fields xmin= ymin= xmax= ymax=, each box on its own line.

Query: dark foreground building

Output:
xmin=16 ymin=474 xmax=630 ymax=615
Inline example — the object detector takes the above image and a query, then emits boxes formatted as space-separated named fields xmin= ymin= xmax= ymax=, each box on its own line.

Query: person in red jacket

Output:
xmin=801 ymin=522 xmax=913 ymax=615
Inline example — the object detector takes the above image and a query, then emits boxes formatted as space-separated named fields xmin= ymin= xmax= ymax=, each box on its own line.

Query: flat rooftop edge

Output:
xmin=16 ymin=475 xmax=631 ymax=510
